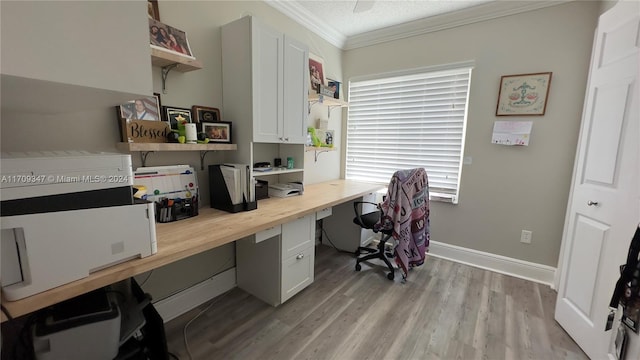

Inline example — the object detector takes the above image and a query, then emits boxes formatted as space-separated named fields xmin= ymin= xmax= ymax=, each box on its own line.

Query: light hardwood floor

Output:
xmin=164 ymin=245 xmax=588 ymax=360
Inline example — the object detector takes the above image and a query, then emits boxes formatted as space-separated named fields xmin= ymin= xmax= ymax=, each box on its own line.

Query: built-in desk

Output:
xmin=1 ymin=180 xmax=383 ymax=322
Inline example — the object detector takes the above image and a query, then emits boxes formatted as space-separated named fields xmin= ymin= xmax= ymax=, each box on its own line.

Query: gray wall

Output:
xmin=343 ymin=1 xmax=600 ymax=266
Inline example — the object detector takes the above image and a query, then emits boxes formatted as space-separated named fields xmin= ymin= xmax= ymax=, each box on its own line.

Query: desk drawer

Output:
xmin=255 ymin=225 xmax=281 ymax=244
xmin=281 ymin=246 xmax=314 ymax=303
xmin=281 ymin=214 xmax=314 ymax=259
xmin=316 ymin=207 xmax=332 ymax=220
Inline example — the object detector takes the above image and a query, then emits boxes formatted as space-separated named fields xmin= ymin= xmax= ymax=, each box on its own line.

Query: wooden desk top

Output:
xmin=1 ymin=180 xmax=382 ymax=321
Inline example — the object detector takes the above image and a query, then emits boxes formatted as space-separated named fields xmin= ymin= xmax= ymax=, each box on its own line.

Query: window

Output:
xmin=345 ymin=62 xmax=473 ymax=204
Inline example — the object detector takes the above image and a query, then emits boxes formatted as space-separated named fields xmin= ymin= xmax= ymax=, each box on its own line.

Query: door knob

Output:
xmin=296 ymin=254 xmax=304 ymax=260
xmin=587 ymin=200 xmax=599 ymax=206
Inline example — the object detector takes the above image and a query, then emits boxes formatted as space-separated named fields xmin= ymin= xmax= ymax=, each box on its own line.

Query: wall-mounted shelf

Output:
xmin=151 ymin=48 xmax=203 ymax=72
xmin=252 ymin=168 xmax=304 ymax=177
xmin=305 ymin=146 xmax=337 ymax=162
xmin=308 ymin=94 xmax=348 ymax=118
xmin=116 ymin=142 xmax=236 ymax=169
xmin=151 ymin=47 xmax=203 ymax=93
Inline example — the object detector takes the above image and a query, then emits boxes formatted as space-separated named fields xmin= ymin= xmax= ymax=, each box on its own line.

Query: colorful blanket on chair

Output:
xmin=375 ymin=168 xmax=429 ymax=279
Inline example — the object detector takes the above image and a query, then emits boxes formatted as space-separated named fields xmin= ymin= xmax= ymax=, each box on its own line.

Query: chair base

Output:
xmin=355 ymin=234 xmax=395 ymax=280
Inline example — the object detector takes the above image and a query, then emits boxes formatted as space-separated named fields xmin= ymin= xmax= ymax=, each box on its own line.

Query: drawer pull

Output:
xmin=296 ymin=254 xmax=304 ymax=260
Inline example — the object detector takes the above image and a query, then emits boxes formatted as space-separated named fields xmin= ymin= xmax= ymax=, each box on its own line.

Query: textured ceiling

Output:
xmin=290 ymin=0 xmax=494 ymax=37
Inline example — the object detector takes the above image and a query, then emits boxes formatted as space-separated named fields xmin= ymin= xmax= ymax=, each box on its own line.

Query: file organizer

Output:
xmin=209 ymin=164 xmax=257 ymax=213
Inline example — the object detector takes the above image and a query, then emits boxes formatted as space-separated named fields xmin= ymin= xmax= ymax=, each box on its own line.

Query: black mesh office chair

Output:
xmin=352 ymin=201 xmax=396 ymax=280
xmin=352 ymin=168 xmax=430 ymax=281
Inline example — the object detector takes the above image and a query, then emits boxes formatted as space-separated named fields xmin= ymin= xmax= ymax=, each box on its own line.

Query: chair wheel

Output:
xmin=387 ymin=272 xmax=394 ymax=280
xmin=355 ymin=263 xmax=362 ymax=271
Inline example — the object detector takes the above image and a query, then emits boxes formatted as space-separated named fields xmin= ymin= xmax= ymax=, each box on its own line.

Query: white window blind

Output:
xmin=346 ymin=64 xmax=472 ymax=204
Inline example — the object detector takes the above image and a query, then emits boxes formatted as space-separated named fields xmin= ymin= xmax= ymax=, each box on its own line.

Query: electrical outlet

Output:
xmin=521 ymin=230 xmax=532 ymax=244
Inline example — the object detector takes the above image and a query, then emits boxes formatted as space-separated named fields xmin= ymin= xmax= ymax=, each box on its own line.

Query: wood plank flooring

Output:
xmin=164 ymin=245 xmax=588 ymax=360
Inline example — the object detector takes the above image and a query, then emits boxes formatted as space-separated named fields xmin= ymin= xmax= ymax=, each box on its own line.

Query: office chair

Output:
xmin=353 ymin=201 xmax=396 ymax=280
xmin=353 ymin=168 xmax=429 ymax=281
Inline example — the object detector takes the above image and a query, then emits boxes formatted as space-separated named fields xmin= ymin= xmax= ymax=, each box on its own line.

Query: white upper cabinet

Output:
xmin=1 ymin=1 xmax=152 ymax=113
xmin=222 ymin=16 xmax=309 ymax=145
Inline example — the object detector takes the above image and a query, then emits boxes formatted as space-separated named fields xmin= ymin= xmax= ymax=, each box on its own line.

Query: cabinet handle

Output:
xmin=587 ymin=200 xmax=599 ymax=206
xmin=296 ymin=254 xmax=304 ymax=260
xmin=284 ymin=137 xmax=289 ymax=142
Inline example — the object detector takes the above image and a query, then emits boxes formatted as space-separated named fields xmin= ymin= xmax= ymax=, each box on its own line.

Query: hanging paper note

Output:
xmin=492 ymin=121 xmax=533 ymax=146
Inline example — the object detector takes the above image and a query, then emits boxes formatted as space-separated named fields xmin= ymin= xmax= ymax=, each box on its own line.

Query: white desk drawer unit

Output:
xmin=237 ymin=213 xmax=315 ymax=306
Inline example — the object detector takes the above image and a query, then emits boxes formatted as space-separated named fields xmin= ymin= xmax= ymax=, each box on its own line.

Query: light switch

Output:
xmin=463 ymin=156 xmax=472 ymax=165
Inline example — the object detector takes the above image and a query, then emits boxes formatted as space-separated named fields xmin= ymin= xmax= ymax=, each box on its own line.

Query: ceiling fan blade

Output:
xmin=353 ymin=0 xmax=375 ymax=13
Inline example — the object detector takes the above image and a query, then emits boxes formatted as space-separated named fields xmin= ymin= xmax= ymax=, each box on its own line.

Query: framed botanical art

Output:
xmin=496 ymin=72 xmax=552 ymax=116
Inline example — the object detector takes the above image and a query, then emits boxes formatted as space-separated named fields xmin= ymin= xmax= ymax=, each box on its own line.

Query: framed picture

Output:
xmin=163 ymin=106 xmax=192 ymax=129
xmin=202 ymin=122 xmax=232 ymax=143
xmin=118 ymin=96 xmax=161 ymax=121
xmin=192 ymin=106 xmax=221 ymax=123
xmin=149 ymin=18 xmax=194 ymax=59
xmin=496 ymin=72 xmax=552 ymax=116
xmin=327 ymin=79 xmax=341 ymax=99
xmin=309 ymin=53 xmax=326 ymax=94
xmin=147 ymin=0 xmax=160 ymax=21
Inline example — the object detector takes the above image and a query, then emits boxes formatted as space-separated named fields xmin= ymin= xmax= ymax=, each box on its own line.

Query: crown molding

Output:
xmin=265 ymin=0 xmax=347 ymax=49
xmin=265 ymin=0 xmax=572 ymax=51
xmin=344 ymin=1 xmax=572 ymax=50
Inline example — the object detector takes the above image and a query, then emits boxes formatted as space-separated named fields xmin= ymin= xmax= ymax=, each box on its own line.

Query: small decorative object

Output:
xmin=163 ymin=106 xmax=192 ymax=129
xmin=320 ymin=84 xmax=335 ymax=97
xmin=192 ymin=106 xmax=221 ymax=123
xmin=314 ymin=129 xmax=334 ymax=148
xmin=149 ymin=18 xmax=195 ymax=59
xmin=309 ymin=53 xmax=326 ymax=94
xmin=287 ymin=157 xmax=294 ymax=169
xmin=185 ymin=123 xmax=198 ymax=144
xmin=496 ymin=72 xmax=552 ymax=116
xmin=202 ymin=121 xmax=232 ymax=143
xmin=327 ymin=79 xmax=340 ymax=99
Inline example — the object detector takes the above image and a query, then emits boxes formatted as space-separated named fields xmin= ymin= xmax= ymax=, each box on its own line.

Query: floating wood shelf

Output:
xmin=150 ymin=47 xmax=203 ymax=72
xmin=117 ymin=142 xmax=237 ymax=168
xmin=117 ymin=142 xmax=236 ymax=152
xmin=308 ymin=94 xmax=348 ymax=107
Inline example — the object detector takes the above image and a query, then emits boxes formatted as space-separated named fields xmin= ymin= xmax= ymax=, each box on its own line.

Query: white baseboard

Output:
xmin=428 ymin=241 xmax=556 ymax=287
xmin=153 ymin=267 xmax=237 ymax=323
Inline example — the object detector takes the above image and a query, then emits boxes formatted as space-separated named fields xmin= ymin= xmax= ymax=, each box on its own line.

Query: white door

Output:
xmin=555 ymin=2 xmax=639 ymax=359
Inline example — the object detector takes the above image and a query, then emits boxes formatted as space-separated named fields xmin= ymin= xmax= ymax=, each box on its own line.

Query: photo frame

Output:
xmin=309 ymin=53 xmax=326 ymax=94
xmin=118 ymin=96 xmax=161 ymax=121
xmin=496 ymin=72 xmax=552 ymax=116
xmin=163 ymin=106 xmax=192 ymax=129
xmin=192 ymin=106 xmax=221 ymax=123
xmin=147 ymin=0 xmax=160 ymax=21
xmin=327 ymin=79 xmax=341 ymax=99
xmin=149 ymin=18 xmax=194 ymax=59
xmin=202 ymin=122 xmax=232 ymax=143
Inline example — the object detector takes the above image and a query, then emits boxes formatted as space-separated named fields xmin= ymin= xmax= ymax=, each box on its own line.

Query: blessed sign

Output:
xmin=120 ymin=119 xmax=169 ymax=143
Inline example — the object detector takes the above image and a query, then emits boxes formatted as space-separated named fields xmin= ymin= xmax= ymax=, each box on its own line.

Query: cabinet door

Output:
xmin=282 ymin=35 xmax=309 ymax=144
xmin=252 ymin=23 xmax=283 ymax=143
xmin=1 ymin=1 xmax=152 ymax=110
